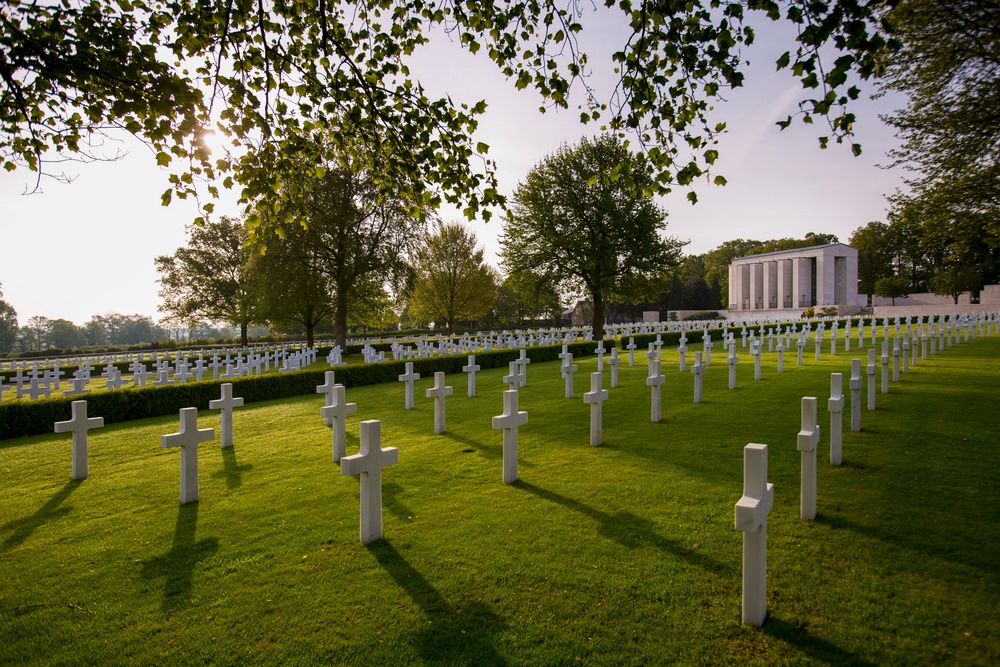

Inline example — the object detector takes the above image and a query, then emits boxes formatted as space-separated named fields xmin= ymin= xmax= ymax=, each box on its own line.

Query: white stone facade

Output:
xmin=728 ymin=243 xmax=861 ymax=312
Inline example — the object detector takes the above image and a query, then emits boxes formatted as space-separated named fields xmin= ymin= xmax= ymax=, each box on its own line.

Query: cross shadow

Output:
xmin=139 ymin=503 xmax=219 ymax=611
xmin=440 ymin=432 xmax=537 ymax=468
xmin=383 ymin=482 xmax=414 ymax=520
xmin=512 ymin=480 xmax=729 ymax=574
xmin=760 ymin=615 xmax=878 ymax=666
xmin=212 ymin=447 xmax=253 ymax=489
xmin=1 ymin=479 xmax=83 ymax=551
xmin=366 ymin=540 xmax=508 ymax=666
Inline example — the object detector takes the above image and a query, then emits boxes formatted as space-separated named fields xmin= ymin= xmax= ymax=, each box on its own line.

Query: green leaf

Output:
xmin=155 ymin=152 xmax=171 ymax=167
xmin=160 ymin=189 xmax=172 ymax=206
xmin=476 ymin=142 xmax=490 ymax=154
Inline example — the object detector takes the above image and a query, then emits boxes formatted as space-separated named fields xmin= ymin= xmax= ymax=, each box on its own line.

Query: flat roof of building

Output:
xmin=733 ymin=242 xmax=854 ymax=262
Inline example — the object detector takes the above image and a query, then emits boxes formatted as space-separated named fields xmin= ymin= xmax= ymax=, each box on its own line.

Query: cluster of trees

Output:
xmin=850 ymin=216 xmax=1000 ymax=305
xmin=879 ymin=1 xmax=1000 ymax=288
xmin=1 ymin=310 xmax=172 ymax=355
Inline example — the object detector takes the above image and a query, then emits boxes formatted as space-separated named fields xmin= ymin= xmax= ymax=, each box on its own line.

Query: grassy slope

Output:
xmin=1 ymin=333 xmax=998 ymax=665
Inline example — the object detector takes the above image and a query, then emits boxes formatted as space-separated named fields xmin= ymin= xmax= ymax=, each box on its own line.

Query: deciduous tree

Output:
xmin=501 ymin=135 xmax=684 ymax=340
xmin=259 ymin=165 xmax=424 ymax=348
xmin=155 ymin=217 xmax=259 ymax=346
xmin=408 ymin=223 xmax=497 ymax=335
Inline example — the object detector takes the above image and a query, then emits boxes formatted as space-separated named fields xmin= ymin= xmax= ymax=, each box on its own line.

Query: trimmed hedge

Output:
xmin=0 ymin=342 xmax=609 ymax=440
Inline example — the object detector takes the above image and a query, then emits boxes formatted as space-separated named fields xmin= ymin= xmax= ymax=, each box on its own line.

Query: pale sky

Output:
xmin=0 ymin=11 xmax=907 ymax=325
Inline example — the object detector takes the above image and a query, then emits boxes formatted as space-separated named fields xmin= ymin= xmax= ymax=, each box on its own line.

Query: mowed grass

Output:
xmin=1 ymin=332 xmax=998 ymax=665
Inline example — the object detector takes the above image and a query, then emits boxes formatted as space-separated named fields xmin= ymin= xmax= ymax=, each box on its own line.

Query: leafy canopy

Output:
xmin=501 ymin=134 xmax=684 ymax=339
xmin=2 ymin=0 xmax=898 ymax=227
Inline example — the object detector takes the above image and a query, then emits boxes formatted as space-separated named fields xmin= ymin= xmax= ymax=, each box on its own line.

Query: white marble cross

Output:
xmin=561 ymin=353 xmax=578 ymax=399
xmin=734 ymin=443 xmax=774 ymax=627
xmin=880 ymin=341 xmax=890 ymax=394
xmin=752 ymin=341 xmax=762 ymax=381
xmin=703 ymin=334 xmax=713 ymax=366
xmin=152 ymin=368 xmax=174 ymax=387
xmin=797 ymin=397 xmax=819 ymax=520
xmin=891 ymin=337 xmax=901 ymax=383
xmin=425 ymin=371 xmax=453 ymax=434
xmin=515 ymin=349 xmax=531 ymax=387
xmin=849 ymin=359 xmax=862 ymax=432
xmin=626 ymin=338 xmax=637 ymax=366
xmin=26 ymin=376 xmax=50 ymax=400
xmin=796 ymin=333 xmax=806 ymax=366
xmin=646 ymin=359 xmax=665 ymax=423
xmin=727 ymin=344 xmax=738 ymax=390
xmin=814 ymin=335 xmax=822 ymax=361
xmin=63 ymin=370 xmax=89 ymax=397
xmin=608 ymin=347 xmax=621 ymax=388
xmin=691 ymin=351 xmax=705 ymax=403
xmin=340 ymin=420 xmax=398 ymax=544
xmin=316 ymin=371 xmax=338 ymax=426
xmin=161 ymin=408 xmax=216 ymax=504
xmin=0 ymin=377 xmax=9 ymax=402
xmin=902 ymin=333 xmax=911 ymax=374
xmin=502 ymin=361 xmax=520 ymax=391
xmin=582 ymin=372 xmax=608 ymax=446
xmin=678 ymin=337 xmax=688 ymax=372
xmin=133 ymin=364 xmax=152 ymax=388
xmin=54 ymin=400 xmax=104 ymax=480
xmin=776 ymin=340 xmax=785 ymax=373
xmin=321 ymin=384 xmax=357 ymax=462
xmin=492 ymin=389 xmax=528 ymax=484
xmin=866 ymin=349 xmax=877 ymax=410
xmin=398 ymin=362 xmax=420 ymax=410
xmin=209 ymin=382 xmax=244 ymax=448
xmin=828 ymin=373 xmax=844 ymax=465
xmin=462 ymin=354 xmax=480 ymax=397
xmin=595 ymin=341 xmax=606 ymax=372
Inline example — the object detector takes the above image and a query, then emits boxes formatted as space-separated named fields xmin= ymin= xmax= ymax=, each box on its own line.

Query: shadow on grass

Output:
xmin=1 ymin=479 xmax=83 ymax=551
xmin=383 ymin=482 xmax=414 ymax=520
xmin=139 ymin=503 xmax=218 ymax=612
xmin=366 ymin=540 xmax=508 ymax=666
xmin=439 ymin=431 xmax=537 ymax=469
xmin=761 ymin=615 xmax=877 ymax=666
xmin=814 ymin=512 xmax=997 ymax=573
xmin=212 ymin=446 xmax=253 ymax=489
xmin=512 ymin=480 xmax=730 ymax=574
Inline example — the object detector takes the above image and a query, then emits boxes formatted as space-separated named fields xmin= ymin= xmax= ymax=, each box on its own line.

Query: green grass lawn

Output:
xmin=1 ymin=333 xmax=998 ymax=665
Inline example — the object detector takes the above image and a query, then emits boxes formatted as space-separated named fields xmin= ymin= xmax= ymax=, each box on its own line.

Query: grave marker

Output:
xmin=209 ymin=383 xmax=244 ymax=448
xmin=161 ymin=408 xmax=215 ymax=504
xmin=462 ymin=355 xmax=481 ymax=397
xmin=647 ymin=359 xmax=665 ymax=422
xmin=54 ymin=400 xmax=104 ymax=480
xmin=582 ymin=372 xmax=608 ymax=446
xmin=881 ymin=342 xmax=890 ymax=394
xmin=691 ymin=351 xmax=705 ymax=403
xmin=340 ymin=420 xmax=398 ymax=544
xmin=829 ymin=373 xmax=844 ymax=466
xmin=425 ymin=372 xmax=453 ymax=434
xmin=608 ymin=347 xmax=621 ymax=388
xmin=866 ymin=349 xmax=877 ymax=410
xmin=734 ymin=443 xmax=774 ymax=627
xmin=797 ymin=397 xmax=819 ymax=520
xmin=321 ymin=385 xmax=357 ymax=462
xmin=561 ymin=353 xmax=578 ymax=399
xmin=492 ymin=389 xmax=528 ymax=484
xmin=850 ymin=359 xmax=862 ymax=432
xmin=398 ymin=362 xmax=420 ymax=410
xmin=727 ymin=343 xmax=738 ymax=390
xmin=316 ymin=371 xmax=338 ymax=426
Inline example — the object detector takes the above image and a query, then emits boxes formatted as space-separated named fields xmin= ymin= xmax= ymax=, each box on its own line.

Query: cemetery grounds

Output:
xmin=1 ymin=333 xmax=998 ymax=665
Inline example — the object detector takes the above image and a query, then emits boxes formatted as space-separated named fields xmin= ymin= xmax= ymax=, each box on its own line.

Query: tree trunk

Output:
xmin=591 ymin=290 xmax=605 ymax=341
xmin=240 ymin=323 xmax=248 ymax=348
xmin=334 ymin=290 xmax=349 ymax=349
xmin=306 ymin=323 xmax=315 ymax=349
